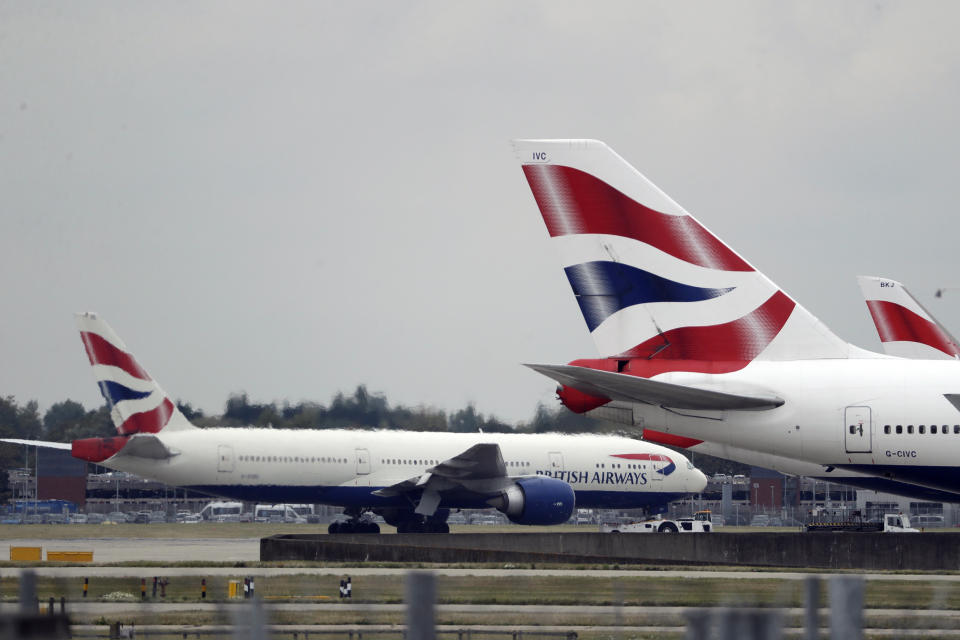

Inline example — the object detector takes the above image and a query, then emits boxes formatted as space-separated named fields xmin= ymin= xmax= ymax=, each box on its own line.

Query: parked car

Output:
xmin=69 ymin=513 xmax=88 ymax=524
xmin=106 ymin=511 xmax=128 ymax=524
xmin=180 ymin=514 xmax=202 ymax=524
xmin=86 ymin=513 xmax=106 ymax=524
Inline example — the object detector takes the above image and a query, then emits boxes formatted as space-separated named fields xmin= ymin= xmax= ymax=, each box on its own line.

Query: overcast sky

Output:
xmin=3 ymin=2 xmax=960 ymax=425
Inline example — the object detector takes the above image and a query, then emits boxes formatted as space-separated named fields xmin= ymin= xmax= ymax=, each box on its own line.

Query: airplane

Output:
xmin=2 ymin=312 xmax=707 ymax=533
xmin=514 ymin=138 xmax=960 ymax=499
xmin=857 ymin=275 xmax=960 ymax=359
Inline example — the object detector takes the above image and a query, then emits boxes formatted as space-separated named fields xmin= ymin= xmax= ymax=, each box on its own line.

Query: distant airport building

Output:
xmin=37 ymin=448 xmax=87 ymax=506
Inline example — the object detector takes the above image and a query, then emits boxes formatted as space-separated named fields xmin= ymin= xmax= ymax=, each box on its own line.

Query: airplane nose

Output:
xmin=692 ymin=469 xmax=707 ymax=492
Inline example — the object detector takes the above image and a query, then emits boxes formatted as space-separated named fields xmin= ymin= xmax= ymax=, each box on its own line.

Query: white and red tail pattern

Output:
xmin=75 ymin=313 xmax=196 ymax=434
xmin=513 ymin=139 xmax=851 ymax=369
xmin=857 ymin=276 xmax=960 ymax=359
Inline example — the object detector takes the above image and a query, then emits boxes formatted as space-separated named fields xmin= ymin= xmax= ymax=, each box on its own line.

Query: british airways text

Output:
xmin=536 ymin=470 xmax=649 ymax=485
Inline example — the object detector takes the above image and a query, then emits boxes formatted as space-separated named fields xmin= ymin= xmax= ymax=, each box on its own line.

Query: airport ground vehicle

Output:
xmin=254 ymin=504 xmax=307 ymax=523
xmin=199 ymin=501 xmax=243 ymax=522
xmin=805 ymin=513 xmax=917 ymax=532
xmin=600 ymin=510 xmax=712 ymax=533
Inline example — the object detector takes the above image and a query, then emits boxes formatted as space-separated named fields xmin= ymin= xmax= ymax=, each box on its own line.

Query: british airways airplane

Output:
xmin=514 ymin=139 xmax=960 ymax=500
xmin=858 ymin=275 xmax=960 ymax=360
xmin=4 ymin=313 xmax=706 ymax=533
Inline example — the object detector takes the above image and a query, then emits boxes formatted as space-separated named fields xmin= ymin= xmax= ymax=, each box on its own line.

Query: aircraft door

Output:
xmin=548 ymin=451 xmax=564 ymax=476
xmin=844 ymin=406 xmax=872 ymax=453
xmin=217 ymin=445 xmax=234 ymax=473
xmin=355 ymin=448 xmax=371 ymax=475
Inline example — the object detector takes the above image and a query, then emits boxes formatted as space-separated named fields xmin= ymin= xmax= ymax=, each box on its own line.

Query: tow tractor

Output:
xmin=599 ymin=510 xmax=713 ymax=533
xmin=805 ymin=512 xmax=918 ymax=533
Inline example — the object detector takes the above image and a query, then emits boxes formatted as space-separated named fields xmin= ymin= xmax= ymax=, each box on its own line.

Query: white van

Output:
xmin=254 ymin=504 xmax=307 ymax=524
xmin=198 ymin=501 xmax=243 ymax=522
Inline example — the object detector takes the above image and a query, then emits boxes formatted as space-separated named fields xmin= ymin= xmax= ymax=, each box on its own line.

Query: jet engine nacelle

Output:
xmin=490 ymin=476 xmax=575 ymax=525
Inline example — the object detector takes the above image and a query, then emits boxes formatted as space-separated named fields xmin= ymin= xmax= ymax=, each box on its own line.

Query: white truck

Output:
xmin=805 ymin=512 xmax=918 ymax=533
xmin=600 ymin=510 xmax=713 ymax=533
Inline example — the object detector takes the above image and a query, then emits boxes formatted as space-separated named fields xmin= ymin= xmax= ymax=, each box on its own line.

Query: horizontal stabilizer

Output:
xmin=526 ymin=363 xmax=785 ymax=411
xmin=0 ymin=438 xmax=72 ymax=450
xmin=116 ymin=433 xmax=177 ymax=460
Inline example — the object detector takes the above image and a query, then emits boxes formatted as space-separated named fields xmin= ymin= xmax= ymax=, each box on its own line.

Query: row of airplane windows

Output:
xmin=880 ymin=424 xmax=960 ymax=435
xmin=379 ymin=459 xmax=533 ymax=467
xmin=238 ymin=455 xmax=347 ymax=464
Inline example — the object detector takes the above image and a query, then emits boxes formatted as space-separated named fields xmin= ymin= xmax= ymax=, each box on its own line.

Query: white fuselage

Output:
xmin=100 ymin=429 xmax=706 ymax=511
xmin=635 ymin=357 xmax=960 ymax=495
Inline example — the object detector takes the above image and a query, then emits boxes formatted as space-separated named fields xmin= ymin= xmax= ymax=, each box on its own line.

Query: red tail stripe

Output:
xmin=865 ymin=300 xmax=960 ymax=357
xmin=522 ymin=164 xmax=752 ymax=272
xmin=118 ymin=397 xmax=174 ymax=435
xmin=617 ymin=290 xmax=795 ymax=362
xmin=80 ymin=332 xmax=151 ymax=381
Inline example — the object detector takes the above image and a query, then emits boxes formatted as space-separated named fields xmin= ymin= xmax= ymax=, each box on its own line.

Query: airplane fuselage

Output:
xmin=99 ymin=429 xmax=704 ymax=510
xmin=632 ymin=357 xmax=960 ymax=494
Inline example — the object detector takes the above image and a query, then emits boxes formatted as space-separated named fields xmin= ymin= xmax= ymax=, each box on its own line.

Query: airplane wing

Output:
xmin=373 ymin=443 xmax=514 ymax=516
xmin=0 ymin=439 xmax=72 ymax=450
xmin=526 ymin=363 xmax=785 ymax=411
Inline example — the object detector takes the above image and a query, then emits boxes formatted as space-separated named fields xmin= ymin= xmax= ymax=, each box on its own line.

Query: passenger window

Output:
xmin=884 ymin=425 xmax=891 ymax=434
xmin=932 ymin=425 xmax=938 ymax=434
xmin=920 ymin=425 xmax=926 ymax=434
xmin=896 ymin=425 xmax=902 ymax=434
xmin=908 ymin=425 xmax=914 ymax=434
xmin=849 ymin=425 xmax=856 ymax=434
xmin=944 ymin=426 xmax=950 ymax=435
xmin=955 ymin=425 xmax=960 ymax=434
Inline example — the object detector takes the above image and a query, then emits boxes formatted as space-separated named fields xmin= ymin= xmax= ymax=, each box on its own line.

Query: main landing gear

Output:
xmin=395 ymin=518 xmax=449 ymax=534
xmin=326 ymin=508 xmax=452 ymax=534
xmin=381 ymin=508 xmax=451 ymax=534
xmin=328 ymin=508 xmax=380 ymax=534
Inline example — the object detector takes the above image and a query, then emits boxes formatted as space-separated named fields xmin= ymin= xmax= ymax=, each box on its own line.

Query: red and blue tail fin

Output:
xmin=513 ymin=139 xmax=853 ymax=366
xmin=75 ymin=312 xmax=196 ymax=434
xmin=857 ymin=276 xmax=960 ymax=359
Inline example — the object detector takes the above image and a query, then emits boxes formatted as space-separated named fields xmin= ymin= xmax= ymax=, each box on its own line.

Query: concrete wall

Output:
xmin=261 ymin=532 xmax=960 ymax=571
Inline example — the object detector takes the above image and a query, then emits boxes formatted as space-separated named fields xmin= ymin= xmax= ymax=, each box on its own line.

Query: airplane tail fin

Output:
xmin=857 ymin=276 xmax=960 ymax=359
xmin=513 ymin=139 xmax=852 ymax=364
xmin=75 ymin=312 xmax=197 ymax=435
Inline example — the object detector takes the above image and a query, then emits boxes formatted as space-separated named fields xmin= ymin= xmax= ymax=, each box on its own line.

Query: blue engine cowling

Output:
xmin=493 ymin=476 xmax=575 ymax=526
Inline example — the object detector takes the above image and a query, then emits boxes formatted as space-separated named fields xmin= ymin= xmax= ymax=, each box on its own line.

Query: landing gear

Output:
xmin=328 ymin=509 xmax=381 ymax=534
xmin=381 ymin=508 xmax=451 ymax=534
xmin=395 ymin=519 xmax=449 ymax=533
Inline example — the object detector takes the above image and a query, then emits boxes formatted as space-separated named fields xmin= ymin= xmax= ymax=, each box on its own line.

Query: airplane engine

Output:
xmin=488 ymin=476 xmax=575 ymax=525
xmin=556 ymin=385 xmax=610 ymax=413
